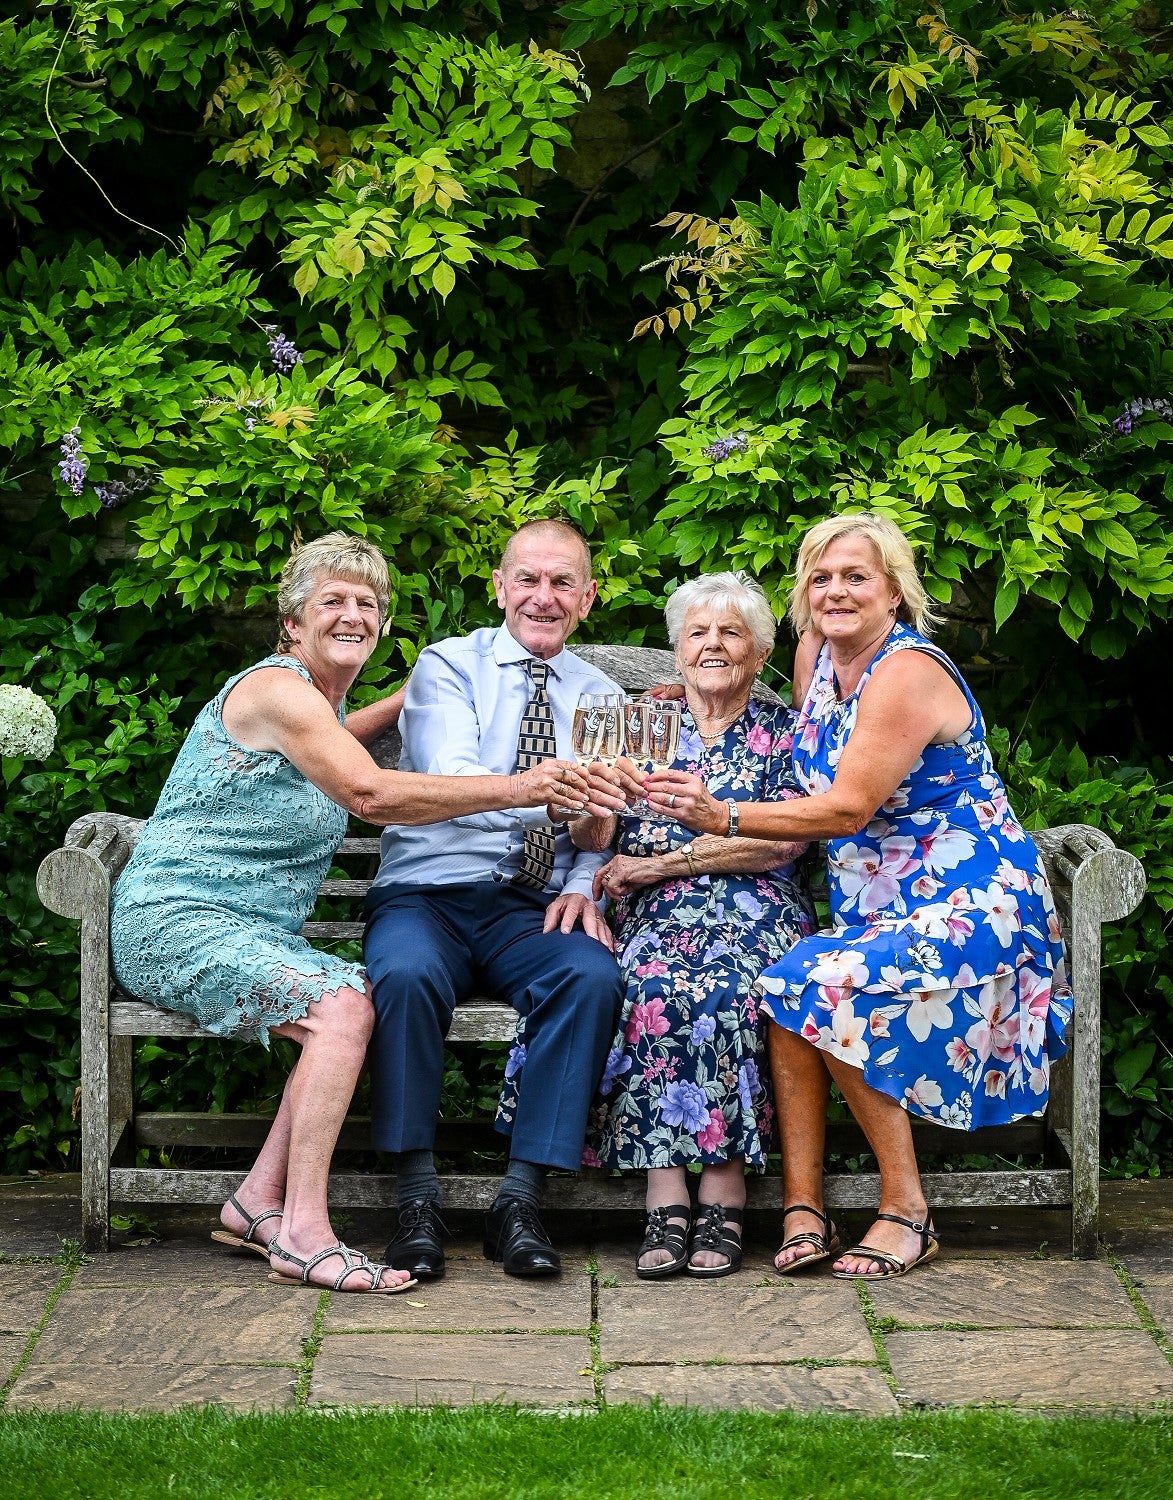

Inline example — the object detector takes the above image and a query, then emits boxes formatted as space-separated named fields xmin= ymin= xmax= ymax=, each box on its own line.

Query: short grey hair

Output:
xmin=664 ymin=571 xmax=777 ymax=656
xmin=276 ymin=532 xmax=390 ymax=652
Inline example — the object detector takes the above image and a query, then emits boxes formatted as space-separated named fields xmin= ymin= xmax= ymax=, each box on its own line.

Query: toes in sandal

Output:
xmin=210 ymin=1193 xmax=282 ymax=1260
xmin=635 ymin=1204 xmax=691 ymax=1280
xmin=831 ymin=1212 xmax=939 ymax=1280
xmin=687 ymin=1203 xmax=743 ymax=1279
xmin=268 ymin=1239 xmax=418 ymax=1294
xmin=773 ymin=1202 xmax=840 ymax=1273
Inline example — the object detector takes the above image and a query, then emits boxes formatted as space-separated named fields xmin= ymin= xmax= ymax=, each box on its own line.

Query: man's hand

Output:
xmin=542 ymin=892 xmax=614 ymax=950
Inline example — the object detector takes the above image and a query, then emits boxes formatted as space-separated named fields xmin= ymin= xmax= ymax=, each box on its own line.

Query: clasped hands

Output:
xmin=552 ymin=758 xmax=726 ymax=837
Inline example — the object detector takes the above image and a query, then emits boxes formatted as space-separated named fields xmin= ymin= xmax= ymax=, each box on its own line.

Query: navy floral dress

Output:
xmin=584 ymin=701 xmax=816 ymax=1173
xmin=756 ymin=624 xmax=1073 ymax=1129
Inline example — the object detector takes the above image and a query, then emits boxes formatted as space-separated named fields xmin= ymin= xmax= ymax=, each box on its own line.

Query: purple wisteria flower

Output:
xmin=95 ymin=468 xmax=159 ymax=511
xmin=659 ymin=1079 xmax=710 ymax=1132
xmin=504 ymin=1042 xmax=527 ymax=1080
xmin=57 ymin=426 xmax=87 ymax=495
xmin=263 ymin=325 xmax=303 ymax=374
xmin=1112 ymin=397 xmax=1173 ymax=435
xmin=701 ymin=432 xmax=748 ymax=461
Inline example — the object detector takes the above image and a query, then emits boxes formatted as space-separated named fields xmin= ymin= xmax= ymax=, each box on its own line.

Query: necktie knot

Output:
xmin=527 ymin=659 xmax=549 ymax=689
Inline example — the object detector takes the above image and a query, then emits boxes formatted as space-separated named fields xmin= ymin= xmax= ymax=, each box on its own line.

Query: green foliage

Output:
xmin=1 ymin=0 xmax=1171 ymax=1173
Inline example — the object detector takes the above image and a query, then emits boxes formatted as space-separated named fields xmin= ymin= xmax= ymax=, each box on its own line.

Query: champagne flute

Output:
xmin=572 ymin=692 xmax=608 ymax=766
xmin=647 ymin=700 xmax=682 ymax=775
xmin=593 ymin=693 xmax=625 ymax=767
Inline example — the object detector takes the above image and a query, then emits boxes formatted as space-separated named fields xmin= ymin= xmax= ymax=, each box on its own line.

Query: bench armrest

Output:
xmin=36 ymin=813 xmax=144 ymax=921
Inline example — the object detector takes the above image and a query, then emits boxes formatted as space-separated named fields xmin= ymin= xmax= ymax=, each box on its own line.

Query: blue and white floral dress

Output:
xmin=584 ymin=701 xmax=817 ymax=1172
xmin=756 ymin=624 xmax=1072 ymax=1129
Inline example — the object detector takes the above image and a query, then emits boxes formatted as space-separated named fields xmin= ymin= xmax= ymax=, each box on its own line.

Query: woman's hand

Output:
xmin=610 ymin=755 xmax=648 ymax=804
xmin=512 ymin=759 xmax=591 ymax=810
xmin=644 ymin=769 xmax=727 ymax=835
xmin=593 ymin=853 xmax=668 ymax=902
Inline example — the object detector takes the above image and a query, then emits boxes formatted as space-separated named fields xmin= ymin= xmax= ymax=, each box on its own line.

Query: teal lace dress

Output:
xmin=110 ymin=655 xmax=366 ymax=1045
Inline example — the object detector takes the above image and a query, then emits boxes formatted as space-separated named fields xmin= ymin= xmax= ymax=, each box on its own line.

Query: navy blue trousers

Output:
xmin=363 ymin=883 xmax=623 ymax=1172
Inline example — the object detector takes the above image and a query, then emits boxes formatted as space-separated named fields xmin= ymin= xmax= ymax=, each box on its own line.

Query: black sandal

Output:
xmin=687 ymin=1203 xmax=743 ymax=1279
xmin=831 ymin=1211 xmax=940 ymax=1279
xmin=773 ymin=1203 xmax=840 ymax=1273
xmin=635 ymin=1203 xmax=691 ymax=1279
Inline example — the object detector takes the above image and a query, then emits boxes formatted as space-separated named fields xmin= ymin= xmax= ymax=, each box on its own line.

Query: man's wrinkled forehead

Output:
xmin=500 ymin=524 xmax=591 ymax=581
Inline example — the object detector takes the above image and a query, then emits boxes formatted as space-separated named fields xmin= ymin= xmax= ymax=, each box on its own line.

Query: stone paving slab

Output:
xmin=310 ymin=1332 xmax=595 ymax=1408
xmin=6 ymin=1362 xmax=297 ymax=1412
xmin=867 ymin=1258 xmax=1142 ymax=1328
xmin=24 ymin=1284 xmax=313 ymax=1367
xmin=0 ymin=1266 xmax=61 ymax=1334
xmin=886 ymin=1328 xmax=1173 ymax=1409
xmin=325 ymin=1271 xmax=591 ymax=1334
xmin=0 ymin=1333 xmax=29 ymax=1382
xmin=605 ymin=1363 xmax=899 ymax=1414
xmin=598 ymin=1279 xmax=874 ymax=1364
xmin=1132 ymin=1282 xmax=1173 ymax=1336
xmin=71 ymin=1239 xmax=272 ymax=1286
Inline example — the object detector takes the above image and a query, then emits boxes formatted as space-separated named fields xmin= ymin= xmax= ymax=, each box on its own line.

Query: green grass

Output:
xmin=1 ymin=1406 xmax=1171 ymax=1499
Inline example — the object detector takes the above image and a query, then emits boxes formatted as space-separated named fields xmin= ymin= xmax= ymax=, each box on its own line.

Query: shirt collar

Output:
xmin=493 ymin=624 xmax=568 ymax=680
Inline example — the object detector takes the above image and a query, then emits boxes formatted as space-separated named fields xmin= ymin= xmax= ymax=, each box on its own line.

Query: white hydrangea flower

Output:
xmin=0 ymin=685 xmax=57 ymax=759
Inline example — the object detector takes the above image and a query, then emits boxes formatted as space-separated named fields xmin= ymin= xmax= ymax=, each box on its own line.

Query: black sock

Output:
xmin=496 ymin=1157 xmax=546 ymax=1209
xmin=394 ymin=1149 xmax=441 ymax=1207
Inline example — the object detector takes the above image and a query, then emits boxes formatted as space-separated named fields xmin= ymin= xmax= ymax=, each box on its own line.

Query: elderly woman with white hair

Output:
xmin=110 ymin=532 xmax=590 ymax=1294
xmin=578 ymin=572 xmax=816 ymax=1278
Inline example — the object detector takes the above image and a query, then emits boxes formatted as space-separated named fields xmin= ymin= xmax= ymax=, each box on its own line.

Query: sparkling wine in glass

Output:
xmin=572 ymin=693 xmax=607 ymax=766
xmin=647 ymin=701 xmax=682 ymax=774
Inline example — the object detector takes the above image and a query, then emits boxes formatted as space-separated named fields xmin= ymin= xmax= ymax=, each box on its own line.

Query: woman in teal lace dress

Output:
xmin=111 ymin=533 xmax=590 ymax=1294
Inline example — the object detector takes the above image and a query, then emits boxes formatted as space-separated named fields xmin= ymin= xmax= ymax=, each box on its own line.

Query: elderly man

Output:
xmin=364 ymin=519 xmax=625 ymax=1279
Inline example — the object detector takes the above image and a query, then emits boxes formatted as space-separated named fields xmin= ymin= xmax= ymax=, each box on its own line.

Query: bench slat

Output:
xmin=107 ymin=1165 xmax=1073 ymax=1211
xmin=109 ymin=995 xmax=520 ymax=1043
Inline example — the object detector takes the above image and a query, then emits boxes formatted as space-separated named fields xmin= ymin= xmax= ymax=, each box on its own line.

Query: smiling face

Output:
xmin=676 ymin=606 xmax=768 ymax=711
xmin=807 ymin=535 xmax=902 ymax=648
xmin=492 ymin=530 xmax=597 ymax=660
xmin=282 ymin=572 xmax=381 ymax=683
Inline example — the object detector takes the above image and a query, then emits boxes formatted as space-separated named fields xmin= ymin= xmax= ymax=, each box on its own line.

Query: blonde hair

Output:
xmin=276 ymin=532 xmax=390 ymax=652
xmin=664 ymin=571 xmax=777 ymax=655
xmin=788 ymin=513 xmax=938 ymax=637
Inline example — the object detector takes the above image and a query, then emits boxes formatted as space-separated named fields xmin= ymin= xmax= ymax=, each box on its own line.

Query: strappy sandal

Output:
xmin=687 ymin=1203 xmax=743 ymax=1279
xmin=210 ymin=1193 xmax=282 ymax=1260
xmin=773 ymin=1202 xmax=840 ymax=1274
xmin=635 ymin=1204 xmax=691 ymax=1280
xmin=268 ymin=1239 xmax=418 ymax=1294
xmin=831 ymin=1212 xmax=939 ymax=1279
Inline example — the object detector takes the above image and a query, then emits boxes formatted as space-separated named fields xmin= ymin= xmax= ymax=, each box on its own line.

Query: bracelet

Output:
xmin=679 ymin=841 xmax=698 ymax=877
xmin=724 ymin=800 xmax=739 ymax=837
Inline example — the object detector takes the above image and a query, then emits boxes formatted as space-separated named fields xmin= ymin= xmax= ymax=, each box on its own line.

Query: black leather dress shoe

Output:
xmin=383 ymin=1197 xmax=447 ymax=1281
xmin=483 ymin=1197 xmax=561 ymax=1277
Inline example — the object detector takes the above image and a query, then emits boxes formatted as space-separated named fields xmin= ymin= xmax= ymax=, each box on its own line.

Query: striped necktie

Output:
xmin=513 ymin=658 xmax=558 ymax=890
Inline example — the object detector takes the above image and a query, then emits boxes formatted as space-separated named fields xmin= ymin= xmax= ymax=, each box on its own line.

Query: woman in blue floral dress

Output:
xmin=577 ymin=574 xmax=815 ymax=1279
xmin=648 ymin=516 xmax=1072 ymax=1281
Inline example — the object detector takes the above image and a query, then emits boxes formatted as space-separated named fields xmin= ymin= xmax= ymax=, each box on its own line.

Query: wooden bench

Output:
xmin=36 ymin=644 xmax=1146 ymax=1256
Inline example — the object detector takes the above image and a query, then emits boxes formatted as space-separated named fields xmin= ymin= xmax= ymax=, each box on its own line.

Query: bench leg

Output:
xmin=80 ymin=985 xmax=112 ymax=1253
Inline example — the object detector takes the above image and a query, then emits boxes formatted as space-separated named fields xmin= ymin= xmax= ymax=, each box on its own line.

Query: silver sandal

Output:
xmin=268 ymin=1239 xmax=417 ymax=1294
xmin=210 ymin=1193 xmax=283 ymax=1260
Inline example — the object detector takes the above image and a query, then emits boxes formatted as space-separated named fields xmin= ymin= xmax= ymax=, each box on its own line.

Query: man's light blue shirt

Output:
xmin=372 ymin=625 xmax=622 ymax=898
